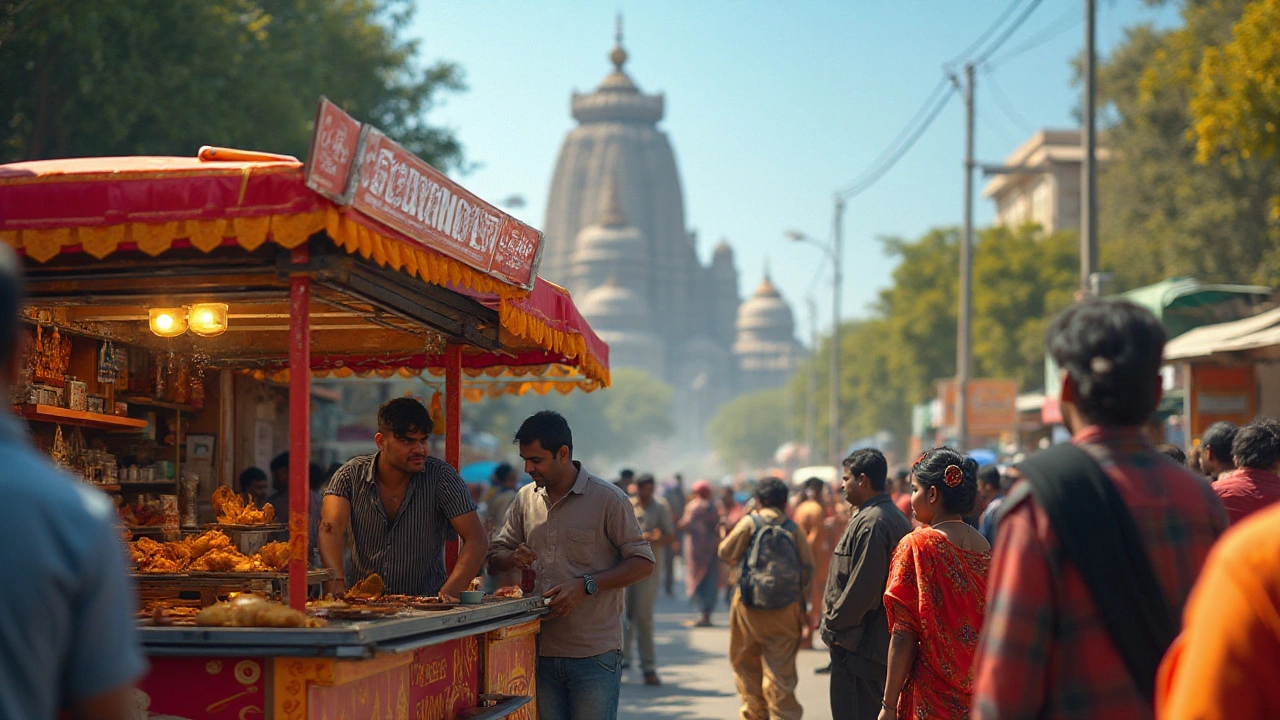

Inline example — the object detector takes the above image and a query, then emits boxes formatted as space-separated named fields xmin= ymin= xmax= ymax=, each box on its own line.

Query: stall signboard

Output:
xmin=937 ymin=378 xmax=1019 ymax=434
xmin=1189 ymin=364 xmax=1255 ymax=438
xmin=305 ymin=97 xmax=364 ymax=204
xmin=305 ymin=97 xmax=543 ymax=289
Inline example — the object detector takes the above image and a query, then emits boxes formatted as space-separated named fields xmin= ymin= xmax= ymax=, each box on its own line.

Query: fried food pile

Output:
xmin=118 ymin=496 xmax=169 ymax=527
xmin=346 ymin=573 xmax=384 ymax=600
xmin=195 ymin=594 xmax=326 ymax=628
xmin=493 ymin=586 xmax=524 ymax=599
xmin=129 ymin=530 xmax=290 ymax=573
xmin=212 ymin=486 xmax=276 ymax=525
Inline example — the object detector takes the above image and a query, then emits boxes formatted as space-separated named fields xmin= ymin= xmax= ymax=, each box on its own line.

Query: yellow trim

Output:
xmin=5 ymin=207 xmax=610 ymax=386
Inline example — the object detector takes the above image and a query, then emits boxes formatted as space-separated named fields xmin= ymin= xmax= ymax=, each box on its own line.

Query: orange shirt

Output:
xmin=1156 ymin=502 xmax=1280 ymax=719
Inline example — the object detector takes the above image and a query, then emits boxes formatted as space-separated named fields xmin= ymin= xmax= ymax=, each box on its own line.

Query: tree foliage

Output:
xmin=1097 ymin=0 xmax=1280 ymax=288
xmin=465 ymin=368 xmax=675 ymax=466
xmin=789 ymin=224 xmax=1077 ymax=458
xmin=0 ymin=0 xmax=464 ymax=167
xmin=1191 ymin=0 xmax=1280 ymax=215
xmin=708 ymin=388 xmax=789 ymax=470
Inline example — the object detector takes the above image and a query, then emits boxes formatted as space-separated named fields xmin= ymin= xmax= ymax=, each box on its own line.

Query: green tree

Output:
xmin=0 ymin=0 xmax=464 ymax=167
xmin=708 ymin=388 xmax=789 ymax=470
xmin=1097 ymin=0 xmax=1280 ymax=288
xmin=1191 ymin=0 xmax=1280 ymax=216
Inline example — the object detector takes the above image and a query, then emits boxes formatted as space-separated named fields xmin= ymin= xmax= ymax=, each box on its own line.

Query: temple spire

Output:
xmin=610 ymin=14 xmax=628 ymax=71
xmin=596 ymin=172 xmax=627 ymax=227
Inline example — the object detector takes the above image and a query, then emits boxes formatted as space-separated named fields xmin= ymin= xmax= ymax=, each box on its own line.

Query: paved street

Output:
xmin=619 ymin=583 xmax=834 ymax=720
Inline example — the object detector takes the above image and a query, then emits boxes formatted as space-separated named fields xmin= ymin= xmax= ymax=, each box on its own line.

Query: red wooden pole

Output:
xmin=288 ymin=247 xmax=311 ymax=610
xmin=444 ymin=343 xmax=462 ymax=575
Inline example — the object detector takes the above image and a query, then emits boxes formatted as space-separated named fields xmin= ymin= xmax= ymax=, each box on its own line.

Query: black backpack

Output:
xmin=738 ymin=514 xmax=803 ymax=610
xmin=1013 ymin=443 xmax=1177 ymax=704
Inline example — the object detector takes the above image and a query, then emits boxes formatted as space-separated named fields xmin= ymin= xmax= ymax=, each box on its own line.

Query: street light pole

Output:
xmin=805 ymin=295 xmax=817 ymax=462
xmin=830 ymin=197 xmax=844 ymax=466
xmin=956 ymin=63 xmax=975 ymax=451
xmin=1081 ymin=0 xmax=1098 ymax=294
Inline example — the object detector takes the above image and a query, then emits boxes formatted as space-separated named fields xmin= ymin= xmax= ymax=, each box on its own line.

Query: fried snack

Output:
xmin=212 ymin=487 xmax=276 ymax=525
xmin=347 ymin=573 xmax=384 ymax=600
xmin=493 ymin=586 xmax=524 ymax=599
xmin=185 ymin=529 xmax=232 ymax=560
xmin=189 ymin=548 xmax=253 ymax=572
xmin=257 ymin=541 xmax=291 ymax=571
xmin=196 ymin=595 xmax=327 ymax=628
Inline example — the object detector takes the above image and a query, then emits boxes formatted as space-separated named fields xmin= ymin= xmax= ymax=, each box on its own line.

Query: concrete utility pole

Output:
xmin=829 ymin=197 xmax=844 ymax=466
xmin=1081 ymin=0 xmax=1098 ymax=294
xmin=956 ymin=63 xmax=976 ymax=451
xmin=805 ymin=295 xmax=817 ymax=463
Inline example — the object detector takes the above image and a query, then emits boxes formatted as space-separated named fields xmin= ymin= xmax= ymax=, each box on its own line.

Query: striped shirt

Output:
xmin=325 ymin=453 xmax=476 ymax=596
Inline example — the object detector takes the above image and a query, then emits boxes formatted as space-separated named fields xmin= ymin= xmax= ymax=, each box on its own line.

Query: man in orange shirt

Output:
xmin=1156 ymin=502 xmax=1280 ymax=719
xmin=793 ymin=477 xmax=831 ymax=647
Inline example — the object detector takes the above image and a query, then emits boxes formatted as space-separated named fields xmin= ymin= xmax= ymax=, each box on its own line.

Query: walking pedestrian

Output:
xmin=794 ymin=477 xmax=833 ymax=649
xmin=680 ymin=479 xmax=720 ymax=627
xmin=485 ymin=463 xmax=521 ymax=591
xmin=972 ymin=299 xmax=1228 ymax=720
xmin=662 ymin=474 xmax=687 ymax=597
xmin=1197 ymin=421 xmax=1238 ymax=481
xmin=624 ymin=474 xmax=674 ymax=685
xmin=720 ymin=477 xmax=814 ymax=720
xmin=879 ymin=449 xmax=989 ymax=720
xmin=822 ymin=449 xmax=912 ymax=720
xmin=1212 ymin=419 xmax=1280 ymax=524
xmin=1155 ymin=502 xmax=1280 ymax=719
xmin=975 ymin=465 xmax=1005 ymax=545
xmin=0 ymin=246 xmax=147 ymax=719
xmin=487 ymin=411 xmax=655 ymax=720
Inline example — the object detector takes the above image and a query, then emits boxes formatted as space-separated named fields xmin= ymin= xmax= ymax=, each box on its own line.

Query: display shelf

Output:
xmin=15 ymin=404 xmax=148 ymax=430
xmin=118 ymin=395 xmax=199 ymax=413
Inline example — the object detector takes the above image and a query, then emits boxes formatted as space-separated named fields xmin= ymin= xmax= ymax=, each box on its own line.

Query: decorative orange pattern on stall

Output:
xmin=484 ymin=620 xmax=541 ymax=720
xmin=409 ymin=636 xmax=480 ymax=720
xmin=138 ymin=656 xmax=266 ymax=718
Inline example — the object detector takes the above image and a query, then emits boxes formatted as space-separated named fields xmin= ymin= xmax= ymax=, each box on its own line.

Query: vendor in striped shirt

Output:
xmin=318 ymin=397 xmax=487 ymax=601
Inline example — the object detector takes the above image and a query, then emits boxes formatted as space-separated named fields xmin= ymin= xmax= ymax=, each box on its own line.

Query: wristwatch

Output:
xmin=582 ymin=574 xmax=598 ymax=595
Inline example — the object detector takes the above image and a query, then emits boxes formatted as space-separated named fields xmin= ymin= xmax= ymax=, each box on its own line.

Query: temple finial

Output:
xmin=610 ymin=14 xmax=628 ymax=71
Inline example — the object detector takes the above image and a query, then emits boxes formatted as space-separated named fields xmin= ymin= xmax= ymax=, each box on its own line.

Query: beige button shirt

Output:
xmin=489 ymin=462 xmax=655 ymax=658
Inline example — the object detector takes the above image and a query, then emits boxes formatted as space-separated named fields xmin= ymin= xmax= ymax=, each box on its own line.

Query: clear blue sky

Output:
xmin=409 ymin=0 xmax=1179 ymax=339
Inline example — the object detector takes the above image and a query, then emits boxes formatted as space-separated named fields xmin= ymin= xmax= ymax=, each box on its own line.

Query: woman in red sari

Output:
xmin=879 ymin=447 xmax=991 ymax=720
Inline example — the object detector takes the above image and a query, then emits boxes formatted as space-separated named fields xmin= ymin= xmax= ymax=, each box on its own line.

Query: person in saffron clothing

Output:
xmin=681 ymin=479 xmax=721 ymax=627
xmin=878 ymin=448 xmax=990 ymax=720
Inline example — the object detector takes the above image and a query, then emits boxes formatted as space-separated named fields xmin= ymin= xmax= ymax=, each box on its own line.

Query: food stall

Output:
xmin=0 ymin=99 xmax=610 ymax=719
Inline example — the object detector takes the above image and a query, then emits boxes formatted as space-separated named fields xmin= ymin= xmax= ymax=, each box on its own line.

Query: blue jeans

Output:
xmin=537 ymin=650 xmax=623 ymax=720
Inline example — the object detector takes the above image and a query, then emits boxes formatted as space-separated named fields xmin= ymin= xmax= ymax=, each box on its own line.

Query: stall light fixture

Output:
xmin=148 ymin=307 xmax=188 ymax=338
xmin=188 ymin=302 xmax=229 ymax=337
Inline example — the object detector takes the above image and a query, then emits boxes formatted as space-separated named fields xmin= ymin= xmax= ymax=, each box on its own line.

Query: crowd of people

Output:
xmin=4 ymin=202 xmax=1279 ymax=720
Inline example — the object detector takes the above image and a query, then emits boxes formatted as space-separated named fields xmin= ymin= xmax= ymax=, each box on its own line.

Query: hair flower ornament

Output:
xmin=944 ymin=464 xmax=964 ymax=488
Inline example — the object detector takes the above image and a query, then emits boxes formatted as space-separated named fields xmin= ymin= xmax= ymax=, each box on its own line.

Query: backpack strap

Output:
xmin=1014 ymin=443 xmax=1176 ymax=704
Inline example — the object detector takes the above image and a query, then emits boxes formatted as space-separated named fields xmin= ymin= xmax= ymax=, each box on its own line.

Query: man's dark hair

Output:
xmin=0 ymin=246 xmax=25 ymax=362
xmin=620 ymin=468 xmax=635 ymax=480
xmin=977 ymin=464 xmax=1001 ymax=491
xmin=802 ymin=476 xmax=826 ymax=495
xmin=754 ymin=477 xmax=789 ymax=510
xmin=1201 ymin=421 xmax=1238 ymax=464
xmin=1046 ymin=299 xmax=1166 ymax=426
xmin=238 ymin=466 xmax=268 ymax=490
xmin=1156 ymin=443 xmax=1187 ymax=466
xmin=308 ymin=462 xmax=328 ymax=491
xmin=1231 ymin=421 xmax=1280 ymax=470
xmin=843 ymin=448 xmax=888 ymax=491
xmin=493 ymin=463 xmax=515 ymax=485
xmin=270 ymin=452 xmax=289 ymax=473
xmin=377 ymin=397 xmax=432 ymax=437
xmin=912 ymin=447 xmax=980 ymax=516
xmin=514 ymin=410 xmax=573 ymax=456
xmin=636 ymin=473 xmax=656 ymax=487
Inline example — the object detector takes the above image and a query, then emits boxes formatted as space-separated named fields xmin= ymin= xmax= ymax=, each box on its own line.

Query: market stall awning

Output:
xmin=0 ymin=152 xmax=609 ymax=390
xmin=1164 ymin=305 xmax=1280 ymax=361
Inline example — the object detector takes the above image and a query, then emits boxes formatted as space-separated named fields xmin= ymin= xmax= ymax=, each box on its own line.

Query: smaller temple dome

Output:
xmin=579 ymin=277 xmax=653 ymax=333
xmin=712 ymin=239 xmax=734 ymax=259
xmin=736 ymin=275 xmax=795 ymax=337
xmin=570 ymin=174 xmax=648 ymax=295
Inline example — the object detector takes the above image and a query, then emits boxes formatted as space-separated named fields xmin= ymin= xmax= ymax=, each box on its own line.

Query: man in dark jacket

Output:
xmin=821 ymin=448 xmax=912 ymax=720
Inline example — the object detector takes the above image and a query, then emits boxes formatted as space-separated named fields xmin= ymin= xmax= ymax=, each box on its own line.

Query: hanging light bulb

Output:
xmin=149 ymin=308 xmax=187 ymax=338
xmin=187 ymin=302 xmax=229 ymax=337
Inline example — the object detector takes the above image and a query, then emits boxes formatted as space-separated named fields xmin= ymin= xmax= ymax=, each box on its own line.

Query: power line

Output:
xmin=989 ymin=5 xmax=1081 ymax=67
xmin=983 ymin=68 xmax=1036 ymax=134
xmin=974 ymin=0 xmax=1045 ymax=64
xmin=837 ymin=86 xmax=957 ymax=200
xmin=835 ymin=77 xmax=952 ymax=196
xmin=946 ymin=0 xmax=1029 ymax=68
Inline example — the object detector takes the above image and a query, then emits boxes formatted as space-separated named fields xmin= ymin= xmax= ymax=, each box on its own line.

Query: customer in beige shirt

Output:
xmin=488 ymin=411 xmax=654 ymax=720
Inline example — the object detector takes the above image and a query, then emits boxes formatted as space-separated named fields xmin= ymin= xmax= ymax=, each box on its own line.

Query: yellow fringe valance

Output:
xmin=247 ymin=365 xmax=600 ymax=398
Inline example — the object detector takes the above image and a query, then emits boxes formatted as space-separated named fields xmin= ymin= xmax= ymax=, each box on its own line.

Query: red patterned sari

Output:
xmin=884 ymin=529 xmax=990 ymax=720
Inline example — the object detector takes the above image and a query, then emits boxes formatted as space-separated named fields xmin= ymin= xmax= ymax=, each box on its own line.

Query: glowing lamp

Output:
xmin=188 ymin=302 xmax=229 ymax=337
xmin=149 ymin=308 xmax=187 ymax=338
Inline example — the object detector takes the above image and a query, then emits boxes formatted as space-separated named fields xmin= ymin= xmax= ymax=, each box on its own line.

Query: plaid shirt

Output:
xmin=972 ymin=426 xmax=1228 ymax=720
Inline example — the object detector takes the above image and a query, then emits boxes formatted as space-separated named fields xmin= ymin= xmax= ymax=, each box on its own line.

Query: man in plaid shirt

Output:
xmin=972 ymin=299 xmax=1228 ymax=720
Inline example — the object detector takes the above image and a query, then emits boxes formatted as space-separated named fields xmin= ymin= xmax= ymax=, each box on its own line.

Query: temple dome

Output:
xmin=569 ymin=174 xmax=648 ymax=295
xmin=735 ymin=275 xmax=795 ymax=339
xmin=579 ymin=278 xmax=653 ymax=333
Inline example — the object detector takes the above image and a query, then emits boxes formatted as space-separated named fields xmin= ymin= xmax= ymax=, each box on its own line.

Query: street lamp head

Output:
xmin=784 ymin=229 xmax=808 ymax=242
